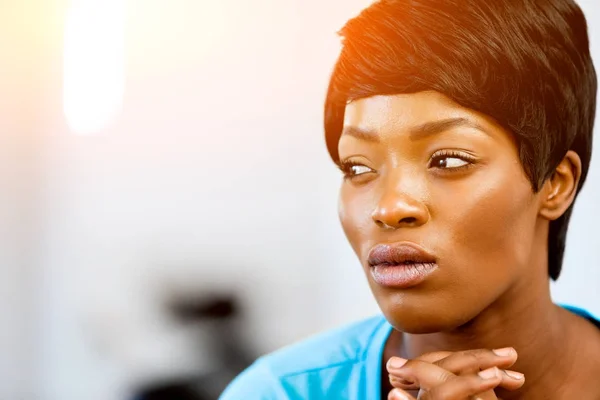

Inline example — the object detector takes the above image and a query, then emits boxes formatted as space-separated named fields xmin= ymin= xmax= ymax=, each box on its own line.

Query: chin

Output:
xmin=375 ymin=291 xmax=479 ymax=334
xmin=384 ymin=312 xmax=460 ymax=334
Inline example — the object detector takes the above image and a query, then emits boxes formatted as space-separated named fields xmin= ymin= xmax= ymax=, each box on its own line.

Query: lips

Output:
xmin=367 ymin=242 xmax=438 ymax=288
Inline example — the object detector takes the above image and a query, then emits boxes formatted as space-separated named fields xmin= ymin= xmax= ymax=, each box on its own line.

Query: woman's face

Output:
xmin=338 ymin=91 xmax=545 ymax=333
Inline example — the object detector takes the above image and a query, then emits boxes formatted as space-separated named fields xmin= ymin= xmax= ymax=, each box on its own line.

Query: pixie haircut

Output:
xmin=324 ymin=0 xmax=597 ymax=280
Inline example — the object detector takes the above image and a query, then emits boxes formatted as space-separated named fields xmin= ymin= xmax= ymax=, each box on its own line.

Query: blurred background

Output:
xmin=1 ymin=0 xmax=599 ymax=399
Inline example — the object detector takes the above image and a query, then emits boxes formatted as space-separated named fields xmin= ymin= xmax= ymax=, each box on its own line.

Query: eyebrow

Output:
xmin=341 ymin=117 xmax=489 ymax=142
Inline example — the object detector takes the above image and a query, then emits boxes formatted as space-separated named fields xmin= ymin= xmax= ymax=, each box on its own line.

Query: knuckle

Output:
xmin=461 ymin=349 xmax=495 ymax=368
xmin=436 ymin=351 xmax=479 ymax=373
xmin=465 ymin=352 xmax=482 ymax=367
xmin=428 ymin=375 xmax=482 ymax=399
xmin=465 ymin=348 xmax=491 ymax=360
xmin=421 ymin=350 xmax=451 ymax=360
xmin=435 ymin=368 xmax=453 ymax=384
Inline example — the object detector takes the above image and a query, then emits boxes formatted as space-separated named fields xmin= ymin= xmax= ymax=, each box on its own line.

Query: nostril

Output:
xmin=400 ymin=217 xmax=417 ymax=225
xmin=374 ymin=216 xmax=419 ymax=229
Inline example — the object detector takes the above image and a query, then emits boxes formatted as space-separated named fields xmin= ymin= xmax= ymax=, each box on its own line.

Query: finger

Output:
xmin=434 ymin=348 xmax=518 ymax=375
xmin=498 ymin=368 xmax=526 ymax=391
xmin=388 ymin=348 xmax=523 ymax=391
xmin=433 ymin=348 xmax=523 ymax=392
xmin=419 ymin=367 xmax=503 ymax=400
xmin=388 ymin=348 xmax=516 ymax=375
xmin=386 ymin=358 xmax=456 ymax=391
xmin=388 ymin=358 xmax=419 ymax=389
xmin=389 ymin=373 xmax=418 ymax=391
xmin=390 ymin=368 xmax=524 ymax=392
xmin=414 ymin=351 xmax=454 ymax=364
xmin=388 ymin=388 xmax=417 ymax=400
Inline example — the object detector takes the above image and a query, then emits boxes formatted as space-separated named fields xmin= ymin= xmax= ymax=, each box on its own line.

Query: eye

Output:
xmin=429 ymin=151 xmax=475 ymax=170
xmin=339 ymin=160 xmax=375 ymax=179
xmin=349 ymin=164 xmax=372 ymax=175
xmin=431 ymin=156 xmax=468 ymax=169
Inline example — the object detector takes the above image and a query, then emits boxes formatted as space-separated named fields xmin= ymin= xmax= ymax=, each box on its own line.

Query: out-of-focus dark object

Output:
xmin=172 ymin=297 xmax=236 ymax=320
xmin=135 ymin=380 xmax=209 ymax=400
xmin=133 ymin=294 xmax=256 ymax=400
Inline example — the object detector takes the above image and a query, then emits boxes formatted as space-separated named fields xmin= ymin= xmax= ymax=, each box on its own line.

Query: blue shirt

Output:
xmin=219 ymin=305 xmax=599 ymax=399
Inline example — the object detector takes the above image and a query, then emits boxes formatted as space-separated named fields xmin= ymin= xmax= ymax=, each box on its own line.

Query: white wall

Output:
xmin=5 ymin=1 xmax=597 ymax=399
xmin=0 ymin=2 xmax=59 ymax=398
xmin=36 ymin=1 xmax=377 ymax=399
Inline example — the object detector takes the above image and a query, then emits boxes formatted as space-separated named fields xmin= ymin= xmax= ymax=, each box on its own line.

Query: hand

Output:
xmin=386 ymin=348 xmax=525 ymax=399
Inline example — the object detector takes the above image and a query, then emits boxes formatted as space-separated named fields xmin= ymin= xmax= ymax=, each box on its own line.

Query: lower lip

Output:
xmin=370 ymin=263 xmax=438 ymax=288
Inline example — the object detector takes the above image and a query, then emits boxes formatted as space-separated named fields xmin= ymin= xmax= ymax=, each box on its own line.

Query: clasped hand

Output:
xmin=387 ymin=348 xmax=525 ymax=400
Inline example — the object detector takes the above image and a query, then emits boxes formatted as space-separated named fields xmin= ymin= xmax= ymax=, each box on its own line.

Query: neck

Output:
xmin=402 ymin=269 xmax=578 ymax=398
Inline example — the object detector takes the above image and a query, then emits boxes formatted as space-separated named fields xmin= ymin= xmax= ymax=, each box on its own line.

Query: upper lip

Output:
xmin=367 ymin=242 xmax=437 ymax=266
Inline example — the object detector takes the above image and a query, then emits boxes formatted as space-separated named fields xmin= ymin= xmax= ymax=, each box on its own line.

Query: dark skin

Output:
xmin=385 ymin=348 xmax=524 ymax=399
xmin=337 ymin=91 xmax=600 ymax=399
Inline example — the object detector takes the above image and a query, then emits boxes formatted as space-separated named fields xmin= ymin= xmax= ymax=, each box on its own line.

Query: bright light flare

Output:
xmin=63 ymin=0 xmax=125 ymax=135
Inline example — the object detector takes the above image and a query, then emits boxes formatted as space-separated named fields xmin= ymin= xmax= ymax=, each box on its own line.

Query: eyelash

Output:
xmin=428 ymin=150 xmax=476 ymax=172
xmin=338 ymin=160 xmax=369 ymax=180
xmin=339 ymin=150 xmax=476 ymax=180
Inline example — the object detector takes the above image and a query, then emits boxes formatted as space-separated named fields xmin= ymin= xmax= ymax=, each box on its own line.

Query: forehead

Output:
xmin=343 ymin=91 xmax=475 ymax=135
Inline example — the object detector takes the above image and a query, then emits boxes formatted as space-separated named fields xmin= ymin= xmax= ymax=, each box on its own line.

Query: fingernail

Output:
xmin=478 ymin=367 xmax=500 ymax=380
xmin=391 ymin=389 xmax=410 ymax=400
xmin=492 ymin=347 xmax=514 ymax=357
xmin=505 ymin=370 xmax=525 ymax=380
xmin=387 ymin=357 xmax=408 ymax=369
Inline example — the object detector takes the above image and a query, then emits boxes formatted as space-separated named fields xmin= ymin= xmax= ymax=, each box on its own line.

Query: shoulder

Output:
xmin=218 ymin=358 xmax=285 ymax=400
xmin=219 ymin=315 xmax=389 ymax=399
xmin=561 ymin=304 xmax=600 ymax=328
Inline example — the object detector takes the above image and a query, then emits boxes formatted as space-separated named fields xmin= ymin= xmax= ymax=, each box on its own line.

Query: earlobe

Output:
xmin=539 ymin=150 xmax=582 ymax=221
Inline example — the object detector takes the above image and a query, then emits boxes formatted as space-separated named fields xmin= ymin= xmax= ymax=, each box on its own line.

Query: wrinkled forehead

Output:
xmin=343 ymin=92 xmax=472 ymax=136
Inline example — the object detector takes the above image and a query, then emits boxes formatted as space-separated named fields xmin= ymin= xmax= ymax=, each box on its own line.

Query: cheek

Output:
xmin=437 ymin=170 xmax=537 ymax=281
xmin=338 ymin=184 xmax=374 ymax=256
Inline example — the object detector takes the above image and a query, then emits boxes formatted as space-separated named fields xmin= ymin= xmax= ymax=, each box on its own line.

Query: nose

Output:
xmin=371 ymin=186 xmax=429 ymax=230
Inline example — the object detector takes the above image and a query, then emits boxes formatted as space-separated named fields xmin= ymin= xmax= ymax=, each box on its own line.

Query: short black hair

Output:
xmin=324 ymin=0 xmax=597 ymax=280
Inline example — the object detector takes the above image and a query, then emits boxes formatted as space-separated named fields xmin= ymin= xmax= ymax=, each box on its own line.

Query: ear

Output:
xmin=539 ymin=150 xmax=582 ymax=221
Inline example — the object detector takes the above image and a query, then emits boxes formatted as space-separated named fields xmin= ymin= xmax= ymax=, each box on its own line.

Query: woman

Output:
xmin=220 ymin=0 xmax=600 ymax=398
